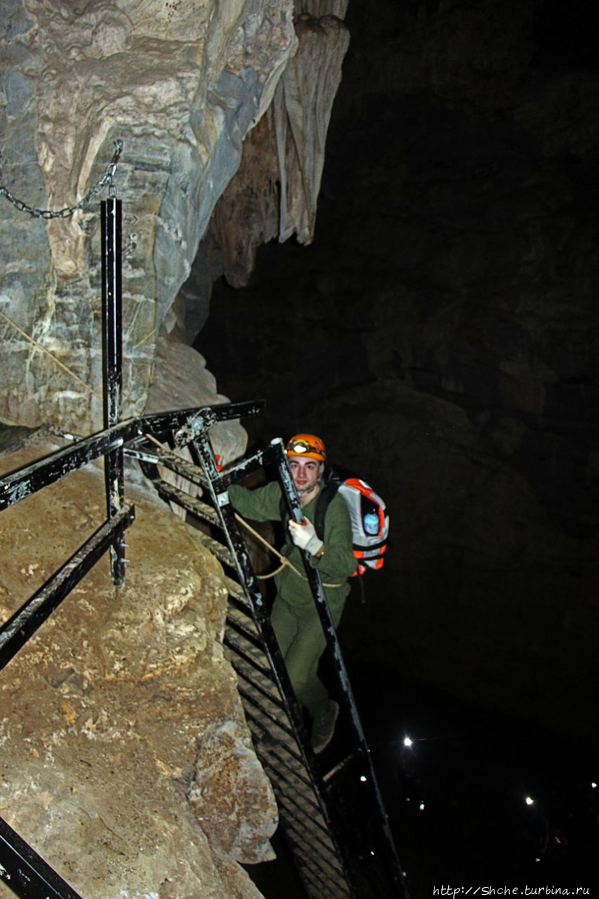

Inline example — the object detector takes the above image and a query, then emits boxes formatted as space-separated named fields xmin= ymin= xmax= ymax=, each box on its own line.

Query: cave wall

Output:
xmin=195 ymin=0 xmax=599 ymax=743
xmin=0 ymin=0 xmax=298 ymax=435
xmin=1 ymin=0 xmax=349 ymax=439
xmin=172 ymin=0 xmax=350 ymax=342
xmin=0 ymin=2 xmax=353 ymax=894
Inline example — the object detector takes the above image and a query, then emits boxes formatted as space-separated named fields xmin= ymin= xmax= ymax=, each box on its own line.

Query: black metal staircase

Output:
xmin=128 ymin=418 xmax=409 ymax=899
xmin=0 ymin=194 xmax=408 ymax=898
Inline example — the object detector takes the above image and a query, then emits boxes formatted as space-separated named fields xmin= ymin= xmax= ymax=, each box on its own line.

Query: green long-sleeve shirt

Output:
xmin=228 ymin=480 xmax=357 ymax=608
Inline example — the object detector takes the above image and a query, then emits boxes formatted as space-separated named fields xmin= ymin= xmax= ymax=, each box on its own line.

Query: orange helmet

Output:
xmin=286 ymin=433 xmax=327 ymax=462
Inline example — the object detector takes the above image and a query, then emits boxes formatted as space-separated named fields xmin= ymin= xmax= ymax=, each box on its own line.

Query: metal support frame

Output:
xmin=0 ymin=403 xmax=263 ymax=514
xmin=101 ymin=198 xmax=125 ymax=585
xmin=0 ymin=421 xmax=137 ymax=512
xmin=142 ymin=400 xmax=266 ymax=446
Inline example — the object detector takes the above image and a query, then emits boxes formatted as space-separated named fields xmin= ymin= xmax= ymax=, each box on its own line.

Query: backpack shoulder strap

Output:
xmin=314 ymin=465 xmax=348 ymax=540
xmin=279 ymin=494 xmax=287 ymax=524
xmin=314 ymin=483 xmax=338 ymax=541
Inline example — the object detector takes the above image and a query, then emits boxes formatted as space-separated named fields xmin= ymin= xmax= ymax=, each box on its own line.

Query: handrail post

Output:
xmin=101 ymin=197 xmax=125 ymax=585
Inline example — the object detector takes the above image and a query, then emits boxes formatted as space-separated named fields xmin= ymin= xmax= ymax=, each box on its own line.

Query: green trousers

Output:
xmin=271 ymin=593 xmax=345 ymax=722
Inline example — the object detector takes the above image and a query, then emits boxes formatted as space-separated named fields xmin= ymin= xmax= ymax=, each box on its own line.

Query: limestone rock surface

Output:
xmin=0 ymin=0 xmax=297 ymax=434
xmin=0 ymin=434 xmax=276 ymax=898
xmin=144 ymin=317 xmax=248 ymax=466
xmin=212 ymin=7 xmax=350 ymax=288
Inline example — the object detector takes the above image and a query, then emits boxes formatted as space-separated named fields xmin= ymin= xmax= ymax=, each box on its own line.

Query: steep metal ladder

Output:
xmin=127 ymin=416 xmax=408 ymax=899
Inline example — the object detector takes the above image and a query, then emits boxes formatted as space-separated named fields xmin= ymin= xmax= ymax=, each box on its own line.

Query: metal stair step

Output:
xmin=275 ymin=789 xmax=332 ymax=842
xmin=246 ymin=720 xmax=305 ymax=766
xmin=280 ymin=818 xmax=348 ymax=891
xmin=129 ymin=443 xmax=210 ymax=488
xmin=284 ymin=839 xmax=344 ymax=881
xmin=237 ymin=684 xmax=295 ymax=737
xmin=225 ymin=631 xmax=274 ymax=678
xmin=225 ymin=610 xmax=262 ymax=648
xmin=188 ymin=528 xmax=236 ymax=570
xmin=300 ymin=866 xmax=352 ymax=899
xmin=224 ymin=576 xmax=248 ymax=604
xmin=288 ymin=847 xmax=350 ymax=899
xmin=269 ymin=771 xmax=325 ymax=824
xmin=239 ymin=693 xmax=300 ymax=746
xmin=154 ymin=480 xmax=221 ymax=526
xmin=228 ymin=656 xmax=283 ymax=710
xmin=258 ymin=751 xmax=312 ymax=793
xmin=253 ymin=739 xmax=312 ymax=787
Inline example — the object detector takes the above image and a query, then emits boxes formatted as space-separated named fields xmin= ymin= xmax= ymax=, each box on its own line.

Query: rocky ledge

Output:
xmin=0 ymin=434 xmax=275 ymax=899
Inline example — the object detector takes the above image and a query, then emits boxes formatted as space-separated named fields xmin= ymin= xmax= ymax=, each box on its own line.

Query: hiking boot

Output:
xmin=311 ymin=700 xmax=339 ymax=754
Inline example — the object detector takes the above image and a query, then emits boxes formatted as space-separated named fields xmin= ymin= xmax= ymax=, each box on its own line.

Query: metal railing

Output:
xmin=0 ymin=194 xmax=266 ymax=897
xmin=0 ymin=401 xmax=266 ymax=898
xmin=1 ymin=197 xmax=408 ymax=898
xmin=0 ymin=196 xmax=128 ymax=898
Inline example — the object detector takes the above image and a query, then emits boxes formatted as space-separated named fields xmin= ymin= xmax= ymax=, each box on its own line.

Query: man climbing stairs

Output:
xmin=125 ymin=405 xmax=408 ymax=899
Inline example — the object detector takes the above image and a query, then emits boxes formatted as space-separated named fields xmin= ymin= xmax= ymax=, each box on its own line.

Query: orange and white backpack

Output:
xmin=315 ymin=466 xmax=389 ymax=576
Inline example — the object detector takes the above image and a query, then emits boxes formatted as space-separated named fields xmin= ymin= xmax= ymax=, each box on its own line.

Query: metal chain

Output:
xmin=0 ymin=139 xmax=123 ymax=219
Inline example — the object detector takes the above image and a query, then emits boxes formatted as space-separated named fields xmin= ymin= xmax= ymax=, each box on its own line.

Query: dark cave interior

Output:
xmin=191 ymin=0 xmax=599 ymax=891
xmin=196 ymin=2 xmax=599 ymax=897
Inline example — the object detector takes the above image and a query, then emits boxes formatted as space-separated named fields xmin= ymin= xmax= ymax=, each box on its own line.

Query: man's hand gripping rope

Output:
xmin=234 ymin=514 xmax=342 ymax=587
xmin=288 ymin=518 xmax=323 ymax=555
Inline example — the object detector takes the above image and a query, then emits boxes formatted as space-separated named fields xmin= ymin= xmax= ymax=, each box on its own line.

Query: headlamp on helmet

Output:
xmin=285 ymin=433 xmax=326 ymax=462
